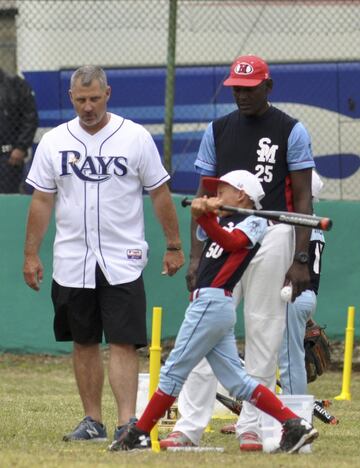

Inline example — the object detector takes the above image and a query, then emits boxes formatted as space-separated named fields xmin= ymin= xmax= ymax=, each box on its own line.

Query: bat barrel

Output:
xmin=319 ymin=218 xmax=332 ymax=231
xmin=277 ymin=213 xmax=333 ymax=231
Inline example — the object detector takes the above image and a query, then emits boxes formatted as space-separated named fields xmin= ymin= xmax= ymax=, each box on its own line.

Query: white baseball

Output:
xmin=280 ymin=285 xmax=293 ymax=302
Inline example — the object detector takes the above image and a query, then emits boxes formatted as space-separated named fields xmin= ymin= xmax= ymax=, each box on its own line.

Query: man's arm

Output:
xmin=149 ymin=183 xmax=185 ymax=276
xmin=285 ymin=168 xmax=313 ymax=300
xmin=23 ymin=190 xmax=55 ymax=291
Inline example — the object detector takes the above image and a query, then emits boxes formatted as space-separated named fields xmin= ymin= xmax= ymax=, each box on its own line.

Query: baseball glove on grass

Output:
xmin=304 ymin=319 xmax=331 ymax=382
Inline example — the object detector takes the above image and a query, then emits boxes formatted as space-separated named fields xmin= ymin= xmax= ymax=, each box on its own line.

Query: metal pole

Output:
xmin=163 ymin=0 xmax=178 ymax=183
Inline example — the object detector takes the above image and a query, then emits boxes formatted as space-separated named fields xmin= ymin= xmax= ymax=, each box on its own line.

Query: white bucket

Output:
xmin=136 ymin=373 xmax=151 ymax=418
xmin=261 ymin=394 xmax=314 ymax=453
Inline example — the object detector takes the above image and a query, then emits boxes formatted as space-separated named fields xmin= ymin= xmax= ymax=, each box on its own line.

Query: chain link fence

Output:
xmin=0 ymin=0 xmax=359 ymax=197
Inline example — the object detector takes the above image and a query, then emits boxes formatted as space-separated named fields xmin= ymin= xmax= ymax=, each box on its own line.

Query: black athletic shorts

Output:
xmin=51 ymin=265 xmax=147 ymax=347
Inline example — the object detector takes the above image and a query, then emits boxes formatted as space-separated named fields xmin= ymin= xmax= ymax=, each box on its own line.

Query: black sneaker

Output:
xmin=63 ymin=416 xmax=107 ymax=442
xmin=112 ymin=417 xmax=138 ymax=442
xmin=108 ymin=423 xmax=151 ymax=451
xmin=279 ymin=418 xmax=319 ymax=453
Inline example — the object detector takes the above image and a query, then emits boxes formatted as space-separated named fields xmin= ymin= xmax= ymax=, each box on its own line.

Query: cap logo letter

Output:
xmin=234 ymin=62 xmax=254 ymax=75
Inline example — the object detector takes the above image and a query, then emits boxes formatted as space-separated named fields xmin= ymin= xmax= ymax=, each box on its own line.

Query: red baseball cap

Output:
xmin=223 ymin=55 xmax=270 ymax=87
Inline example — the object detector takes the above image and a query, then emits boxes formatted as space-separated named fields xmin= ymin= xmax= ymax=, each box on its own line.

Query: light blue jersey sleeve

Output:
xmin=235 ymin=216 xmax=268 ymax=248
xmin=287 ymin=122 xmax=315 ymax=171
xmin=196 ymin=225 xmax=209 ymax=242
xmin=194 ymin=123 xmax=217 ymax=176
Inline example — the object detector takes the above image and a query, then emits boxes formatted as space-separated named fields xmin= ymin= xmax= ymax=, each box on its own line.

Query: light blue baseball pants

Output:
xmin=278 ymin=289 xmax=317 ymax=394
xmin=159 ymin=287 xmax=258 ymax=402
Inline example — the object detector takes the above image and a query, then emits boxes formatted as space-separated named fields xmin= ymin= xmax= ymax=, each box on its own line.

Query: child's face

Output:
xmin=216 ymin=182 xmax=242 ymax=205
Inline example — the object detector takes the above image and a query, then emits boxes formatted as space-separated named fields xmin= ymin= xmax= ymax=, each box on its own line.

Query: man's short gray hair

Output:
xmin=70 ymin=65 xmax=108 ymax=89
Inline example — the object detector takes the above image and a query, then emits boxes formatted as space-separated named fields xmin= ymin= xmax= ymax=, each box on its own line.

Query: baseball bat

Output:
xmin=216 ymin=392 xmax=242 ymax=415
xmin=181 ymin=197 xmax=332 ymax=231
xmin=216 ymin=392 xmax=339 ymax=424
xmin=313 ymin=400 xmax=339 ymax=425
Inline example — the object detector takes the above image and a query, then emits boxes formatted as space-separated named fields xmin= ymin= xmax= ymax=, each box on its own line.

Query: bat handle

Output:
xmin=181 ymin=197 xmax=192 ymax=208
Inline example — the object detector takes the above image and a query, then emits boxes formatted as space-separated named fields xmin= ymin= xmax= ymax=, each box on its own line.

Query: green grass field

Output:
xmin=0 ymin=353 xmax=359 ymax=467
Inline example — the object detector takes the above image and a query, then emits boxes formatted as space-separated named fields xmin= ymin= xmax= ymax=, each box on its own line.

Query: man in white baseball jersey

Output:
xmin=23 ymin=65 xmax=185 ymax=442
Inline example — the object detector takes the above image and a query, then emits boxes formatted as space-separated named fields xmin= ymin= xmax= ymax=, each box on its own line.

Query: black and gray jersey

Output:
xmin=213 ymin=107 xmax=297 ymax=211
xmin=308 ymin=228 xmax=325 ymax=295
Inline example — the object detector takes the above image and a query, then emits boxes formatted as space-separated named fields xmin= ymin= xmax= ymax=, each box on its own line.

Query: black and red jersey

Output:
xmin=195 ymin=213 xmax=266 ymax=292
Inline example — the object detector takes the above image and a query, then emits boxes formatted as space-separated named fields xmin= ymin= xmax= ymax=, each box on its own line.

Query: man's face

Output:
xmin=232 ymin=79 xmax=272 ymax=117
xmin=69 ymin=79 xmax=110 ymax=132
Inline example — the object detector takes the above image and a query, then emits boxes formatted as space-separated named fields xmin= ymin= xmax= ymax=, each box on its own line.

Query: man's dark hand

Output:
xmin=285 ymin=262 xmax=310 ymax=301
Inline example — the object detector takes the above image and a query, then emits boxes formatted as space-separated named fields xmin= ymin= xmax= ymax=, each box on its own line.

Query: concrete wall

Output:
xmin=0 ymin=194 xmax=358 ymax=354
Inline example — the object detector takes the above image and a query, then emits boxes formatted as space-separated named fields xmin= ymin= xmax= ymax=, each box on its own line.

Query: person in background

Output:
xmin=278 ymin=170 xmax=326 ymax=394
xmin=219 ymin=169 xmax=326 ymax=435
xmin=0 ymin=68 xmax=38 ymax=193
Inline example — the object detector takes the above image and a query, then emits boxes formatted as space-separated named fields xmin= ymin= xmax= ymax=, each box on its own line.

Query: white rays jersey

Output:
xmin=26 ymin=113 xmax=170 ymax=288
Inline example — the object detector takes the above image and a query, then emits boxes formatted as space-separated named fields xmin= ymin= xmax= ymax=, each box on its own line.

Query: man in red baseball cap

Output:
xmin=160 ymin=53 xmax=315 ymax=453
xmin=223 ymin=54 xmax=273 ymax=117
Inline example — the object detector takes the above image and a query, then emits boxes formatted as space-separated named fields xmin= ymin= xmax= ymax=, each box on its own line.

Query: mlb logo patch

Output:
xmin=127 ymin=249 xmax=142 ymax=259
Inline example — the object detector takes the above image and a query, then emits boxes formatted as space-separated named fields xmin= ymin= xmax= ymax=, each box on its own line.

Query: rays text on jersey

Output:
xmin=59 ymin=150 xmax=128 ymax=182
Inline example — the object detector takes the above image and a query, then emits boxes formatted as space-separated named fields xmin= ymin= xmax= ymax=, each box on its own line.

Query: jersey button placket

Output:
xmin=88 ymin=187 xmax=99 ymax=255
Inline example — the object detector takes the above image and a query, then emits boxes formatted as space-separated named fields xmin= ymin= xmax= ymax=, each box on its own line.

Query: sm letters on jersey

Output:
xmin=255 ymin=137 xmax=278 ymax=183
xmin=59 ymin=150 xmax=128 ymax=182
